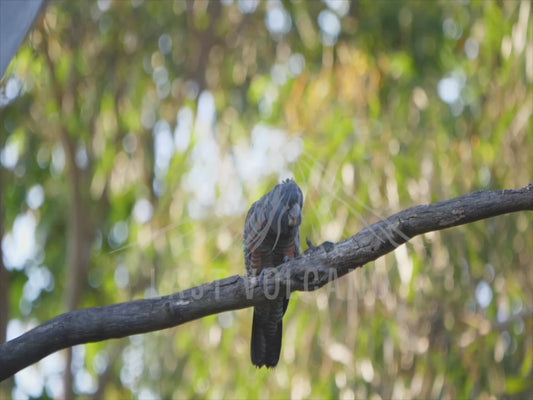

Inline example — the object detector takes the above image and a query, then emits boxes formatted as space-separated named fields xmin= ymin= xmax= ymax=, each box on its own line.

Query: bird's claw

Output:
xmin=258 ymin=268 xmax=276 ymax=281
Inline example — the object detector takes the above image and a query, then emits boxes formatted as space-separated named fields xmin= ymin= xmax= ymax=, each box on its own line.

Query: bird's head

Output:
xmin=267 ymin=179 xmax=303 ymax=236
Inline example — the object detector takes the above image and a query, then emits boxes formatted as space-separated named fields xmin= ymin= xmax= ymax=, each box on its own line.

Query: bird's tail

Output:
xmin=250 ymin=298 xmax=288 ymax=368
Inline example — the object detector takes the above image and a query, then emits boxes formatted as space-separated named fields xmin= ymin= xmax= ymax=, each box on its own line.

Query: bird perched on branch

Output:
xmin=244 ymin=179 xmax=303 ymax=368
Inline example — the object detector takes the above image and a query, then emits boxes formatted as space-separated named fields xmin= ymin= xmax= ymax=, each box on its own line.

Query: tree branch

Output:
xmin=1 ymin=185 xmax=532 ymax=380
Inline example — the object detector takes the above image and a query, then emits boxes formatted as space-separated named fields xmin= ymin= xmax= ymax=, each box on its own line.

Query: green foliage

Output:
xmin=1 ymin=0 xmax=532 ymax=399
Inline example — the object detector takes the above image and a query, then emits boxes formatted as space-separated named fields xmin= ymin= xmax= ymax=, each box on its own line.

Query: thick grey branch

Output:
xmin=1 ymin=185 xmax=532 ymax=380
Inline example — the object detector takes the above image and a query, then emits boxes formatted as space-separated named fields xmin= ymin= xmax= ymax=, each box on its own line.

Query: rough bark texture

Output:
xmin=1 ymin=185 xmax=532 ymax=380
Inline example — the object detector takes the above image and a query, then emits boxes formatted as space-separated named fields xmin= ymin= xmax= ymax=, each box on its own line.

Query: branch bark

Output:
xmin=1 ymin=185 xmax=532 ymax=380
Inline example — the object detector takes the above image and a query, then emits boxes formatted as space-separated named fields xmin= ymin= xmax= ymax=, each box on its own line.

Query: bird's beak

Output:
xmin=288 ymin=204 xmax=301 ymax=227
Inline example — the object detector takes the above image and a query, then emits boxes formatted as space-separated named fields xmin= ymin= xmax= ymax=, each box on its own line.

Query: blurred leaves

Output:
xmin=1 ymin=0 xmax=532 ymax=399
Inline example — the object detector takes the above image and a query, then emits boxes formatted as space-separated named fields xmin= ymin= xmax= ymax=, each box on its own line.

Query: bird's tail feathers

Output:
xmin=251 ymin=308 xmax=283 ymax=368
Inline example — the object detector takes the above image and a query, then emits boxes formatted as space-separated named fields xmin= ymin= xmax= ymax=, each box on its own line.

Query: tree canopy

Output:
xmin=1 ymin=0 xmax=532 ymax=399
